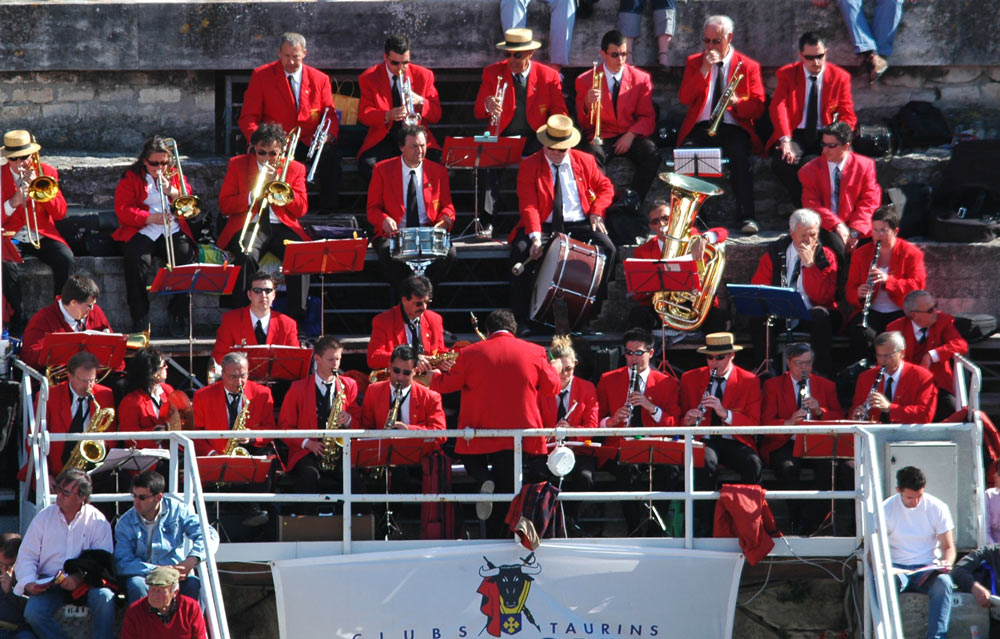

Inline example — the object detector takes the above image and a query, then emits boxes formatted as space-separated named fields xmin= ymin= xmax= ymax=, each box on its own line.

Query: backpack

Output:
xmin=890 ymin=101 xmax=951 ymax=149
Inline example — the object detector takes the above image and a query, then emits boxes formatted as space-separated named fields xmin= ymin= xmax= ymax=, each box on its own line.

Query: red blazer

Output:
xmin=510 ymin=149 xmax=614 ymax=241
xmin=360 ymin=380 xmax=446 ymax=432
xmin=430 ymin=332 xmax=561 ymax=455
xmin=474 ymin=61 xmax=567 ymax=134
xmin=1 ymin=163 xmax=68 ymax=247
xmin=597 ymin=367 xmax=680 ymax=450
xmin=118 ymin=383 xmax=175 ymax=449
xmin=676 ymin=50 xmax=766 ymax=153
xmin=758 ymin=372 xmax=843 ymax=464
xmin=799 ymin=152 xmax=881 ymax=237
xmin=887 ymin=312 xmax=969 ymax=392
xmin=751 ymin=244 xmax=839 ymax=309
xmin=765 ymin=61 xmax=857 ymax=151
xmin=357 ymin=62 xmax=442 ymax=157
xmin=112 ymin=170 xmax=195 ymax=244
xmin=574 ymin=64 xmax=655 ymax=140
xmin=846 ymin=238 xmax=926 ymax=315
xmin=237 ymin=61 xmax=338 ymax=146
xmin=279 ymin=375 xmax=361 ymax=471
xmin=632 ymin=228 xmax=729 ymax=305
xmin=538 ymin=377 xmax=599 ymax=432
xmin=20 ymin=299 xmax=114 ymax=371
xmin=217 ymin=153 xmax=310 ymax=249
xmin=191 ymin=380 xmax=276 ymax=456
xmin=679 ymin=365 xmax=762 ymax=451
xmin=212 ymin=307 xmax=299 ymax=365
xmin=853 ymin=362 xmax=937 ymax=423
xmin=366 ymin=306 xmax=446 ymax=370
xmin=366 ymin=157 xmax=455 ymax=239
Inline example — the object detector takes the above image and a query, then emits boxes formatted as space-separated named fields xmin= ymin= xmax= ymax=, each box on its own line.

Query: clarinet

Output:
xmin=856 ymin=366 xmax=886 ymax=420
xmin=798 ymin=373 xmax=811 ymax=421
xmin=860 ymin=240 xmax=882 ymax=329
xmin=627 ymin=364 xmax=639 ymax=424
xmin=697 ymin=372 xmax=720 ymax=421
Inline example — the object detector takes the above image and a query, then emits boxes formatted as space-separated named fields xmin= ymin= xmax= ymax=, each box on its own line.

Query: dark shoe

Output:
xmin=869 ymin=54 xmax=888 ymax=82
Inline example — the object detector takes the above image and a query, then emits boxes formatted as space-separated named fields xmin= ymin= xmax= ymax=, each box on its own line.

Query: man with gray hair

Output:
xmin=750 ymin=208 xmax=841 ymax=375
xmin=852 ymin=330 xmax=937 ymax=423
xmin=192 ymin=351 xmax=275 ymax=457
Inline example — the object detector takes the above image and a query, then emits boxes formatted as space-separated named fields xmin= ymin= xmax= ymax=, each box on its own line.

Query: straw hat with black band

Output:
xmin=496 ymin=28 xmax=542 ymax=52
xmin=696 ymin=332 xmax=743 ymax=354
xmin=1 ymin=130 xmax=41 ymax=159
xmin=536 ymin=114 xmax=581 ymax=151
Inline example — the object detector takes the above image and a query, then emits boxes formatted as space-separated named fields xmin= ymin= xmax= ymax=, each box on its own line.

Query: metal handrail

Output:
xmin=953 ymin=353 xmax=982 ymax=418
xmin=12 ymin=359 xmax=50 ymax=529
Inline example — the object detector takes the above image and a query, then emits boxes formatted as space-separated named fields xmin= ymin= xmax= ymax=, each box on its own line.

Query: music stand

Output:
xmin=672 ymin=148 xmax=724 ymax=178
xmin=150 ymin=263 xmax=240 ymax=388
xmin=727 ymin=284 xmax=811 ymax=377
xmin=89 ymin=447 xmax=171 ymax=518
xmin=352 ymin=439 xmax=426 ymax=540
xmin=40 ymin=332 xmax=127 ymax=375
xmin=794 ymin=421 xmax=858 ymax=536
xmin=624 ymin=256 xmax=701 ymax=296
xmin=196 ymin=454 xmax=274 ymax=541
xmin=237 ymin=345 xmax=311 ymax=382
xmin=443 ymin=136 xmax=526 ymax=241
xmin=618 ymin=439 xmax=706 ymax=536
xmin=281 ymin=238 xmax=367 ymax=336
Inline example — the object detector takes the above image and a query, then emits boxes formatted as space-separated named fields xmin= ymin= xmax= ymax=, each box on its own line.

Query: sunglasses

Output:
xmin=251 ymin=287 xmax=275 ymax=295
xmin=820 ymin=142 xmax=843 ymax=149
xmin=649 ymin=215 xmax=670 ymax=226
xmin=802 ymin=52 xmax=827 ymax=61
xmin=391 ymin=367 xmax=413 ymax=376
xmin=705 ymin=353 xmax=729 ymax=361
xmin=387 ymin=59 xmax=411 ymax=67
xmin=255 ymin=149 xmax=279 ymax=157
xmin=505 ymin=51 xmax=530 ymax=59
xmin=624 ymin=349 xmax=649 ymax=356
xmin=913 ymin=304 xmax=938 ymax=314
xmin=130 ymin=493 xmax=155 ymax=501
xmin=604 ymin=51 xmax=627 ymax=59
xmin=702 ymin=37 xmax=725 ymax=45
xmin=146 ymin=160 xmax=169 ymax=167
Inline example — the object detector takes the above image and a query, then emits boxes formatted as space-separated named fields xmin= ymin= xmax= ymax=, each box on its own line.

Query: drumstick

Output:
xmin=512 ymin=252 xmax=539 ymax=276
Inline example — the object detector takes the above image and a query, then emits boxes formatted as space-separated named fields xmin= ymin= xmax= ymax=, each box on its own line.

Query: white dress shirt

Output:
xmin=139 ymin=172 xmax=168 ymax=242
xmin=13 ymin=503 xmax=113 ymax=595
xmin=697 ymin=47 xmax=737 ymax=126
xmin=796 ymin=66 xmax=825 ymax=130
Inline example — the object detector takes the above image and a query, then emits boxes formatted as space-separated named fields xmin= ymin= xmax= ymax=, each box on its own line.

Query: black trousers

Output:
xmin=769 ymin=438 xmax=855 ymax=534
xmin=770 ymin=128 xmax=821 ymax=207
xmin=580 ymin=134 xmax=660 ymax=200
xmin=17 ymin=236 xmax=75 ymax=299
xmin=372 ymin=234 xmax=456 ymax=291
xmin=122 ymin=232 xmax=196 ymax=326
xmin=508 ymin=223 xmax=617 ymax=326
xmin=290 ymin=452 xmax=372 ymax=515
xmin=682 ymin=121 xmax=755 ymax=223
xmin=481 ymin=137 xmax=542 ymax=219
xmin=847 ymin=308 xmax=904 ymax=363
xmin=749 ymin=306 xmax=842 ymax=378
xmin=462 ymin=450 xmax=547 ymax=539
xmin=627 ymin=302 xmax=730 ymax=334
xmin=226 ymin=224 xmax=308 ymax=321
xmin=293 ymin=140 xmax=341 ymax=213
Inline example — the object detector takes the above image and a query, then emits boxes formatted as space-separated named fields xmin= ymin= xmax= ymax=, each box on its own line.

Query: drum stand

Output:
xmin=381 ymin=468 xmax=403 ymax=540
xmin=456 ymin=168 xmax=493 ymax=241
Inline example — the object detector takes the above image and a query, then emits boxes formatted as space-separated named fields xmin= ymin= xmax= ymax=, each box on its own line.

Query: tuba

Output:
xmin=238 ymin=127 xmax=300 ymax=253
xmin=650 ymin=173 xmax=725 ymax=330
xmin=319 ymin=377 xmax=347 ymax=472
xmin=223 ymin=387 xmax=251 ymax=456
xmin=707 ymin=60 xmax=744 ymax=137
xmin=64 ymin=395 xmax=115 ymax=470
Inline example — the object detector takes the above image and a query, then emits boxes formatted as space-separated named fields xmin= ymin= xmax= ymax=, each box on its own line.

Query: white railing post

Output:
xmin=953 ymin=353 xmax=981 ymax=418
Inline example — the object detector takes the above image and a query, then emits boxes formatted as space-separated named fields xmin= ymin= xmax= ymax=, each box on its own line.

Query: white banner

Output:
xmin=271 ymin=543 xmax=744 ymax=639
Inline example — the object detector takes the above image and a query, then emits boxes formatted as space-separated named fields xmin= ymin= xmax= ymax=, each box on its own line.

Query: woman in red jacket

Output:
xmin=118 ymin=347 xmax=175 ymax=450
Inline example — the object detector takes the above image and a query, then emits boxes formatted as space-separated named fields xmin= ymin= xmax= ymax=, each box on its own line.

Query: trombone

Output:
xmin=306 ymin=108 xmax=333 ymax=184
xmin=155 ymin=170 xmax=177 ymax=270
xmin=20 ymin=136 xmax=59 ymax=249
xmin=589 ymin=61 xmax=604 ymax=145
xmin=238 ymin=127 xmax=300 ymax=254
xmin=162 ymin=138 xmax=201 ymax=220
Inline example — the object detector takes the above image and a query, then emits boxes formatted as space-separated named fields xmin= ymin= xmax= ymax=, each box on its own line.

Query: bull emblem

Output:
xmin=477 ymin=553 xmax=542 ymax=637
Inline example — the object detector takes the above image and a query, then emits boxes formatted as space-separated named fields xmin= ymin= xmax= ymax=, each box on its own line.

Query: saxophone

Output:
xmin=65 ymin=395 xmax=115 ymax=470
xmin=223 ymin=386 xmax=251 ymax=456
xmin=384 ymin=382 xmax=405 ymax=429
xmin=319 ymin=377 xmax=346 ymax=472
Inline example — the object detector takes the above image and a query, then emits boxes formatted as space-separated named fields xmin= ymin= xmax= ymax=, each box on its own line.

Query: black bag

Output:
xmin=853 ymin=124 xmax=893 ymax=157
xmin=953 ymin=313 xmax=998 ymax=342
xmin=890 ymin=101 xmax=951 ymax=149
xmin=929 ymin=215 xmax=1000 ymax=242
xmin=886 ymin=184 xmax=933 ymax=238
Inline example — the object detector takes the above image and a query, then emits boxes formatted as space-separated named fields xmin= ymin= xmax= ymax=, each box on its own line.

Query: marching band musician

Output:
xmin=238 ymin=32 xmax=340 ymax=213
xmin=358 ymin=35 xmax=443 ymax=174
xmin=218 ymin=123 xmax=310 ymax=323
xmin=508 ymin=115 xmax=615 ymax=334
xmin=118 ymin=347 xmax=175 ymax=449
xmin=676 ymin=15 xmax=766 ymax=235
xmin=575 ymin=30 xmax=659 ymax=206
xmin=1 ymin=129 xmax=74 ymax=331
xmin=851 ymin=330 xmax=937 ymax=424
xmin=367 ymin=275 xmax=449 ymax=374
xmin=113 ymin=136 xmax=197 ymax=336
xmin=366 ymin=125 xmax=456 ymax=286
xmin=361 ymin=345 xmax=446 ymax=432
xmin=212 ymin=271 xmax=300 ymax=373
xmin=191 ymin=352 xmax=275 ymax=457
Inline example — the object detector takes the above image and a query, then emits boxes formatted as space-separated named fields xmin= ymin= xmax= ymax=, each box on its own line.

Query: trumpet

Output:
xmin=589 ymin=61 xmax=604 ymax=145
xmin=19 ymin=139 xmax=59 ymax=250
xmin=399 ymin=70 xmax=420 ymax=126
xmin=161 ymin=138 xmax=201 ymax=220
xmin=306 ymin=107 xmax=333 ymax=184
xmin=860 ymin=240 xmax=882 ymax=329
xmin=238 ymin=127 xmax=300 ymax=254
xmin=707 ymin=60 xmax=744 ymax=137
xmin=487 ymin=75 xmax=508 ymax=137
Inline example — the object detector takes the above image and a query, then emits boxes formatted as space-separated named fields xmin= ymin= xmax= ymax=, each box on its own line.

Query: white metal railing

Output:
xmin=954 ymin=353 xmax=982 ymax=417
xmin=13 ymin=358 xmax=49 ymax=528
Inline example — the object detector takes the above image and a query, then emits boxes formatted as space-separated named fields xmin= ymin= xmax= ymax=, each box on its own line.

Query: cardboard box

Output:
xmin=278 ymin=514 xmax=376 ymax=541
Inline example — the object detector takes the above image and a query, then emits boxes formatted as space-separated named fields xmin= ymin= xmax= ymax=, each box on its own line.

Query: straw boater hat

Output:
xmin=696 ymin=332 xmax=743 ymax=354
xmin=536 ymin=114 xmax=581 ymax=150
xmin=0 ymin=130 xmax=40 ymax=159
xmin=496 ymin=28 xmax=542 ymax=52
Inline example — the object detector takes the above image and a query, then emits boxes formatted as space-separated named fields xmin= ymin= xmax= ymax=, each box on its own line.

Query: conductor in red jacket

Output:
xmin=676 ymin=16 xmax=766 ymax=235
xmin=509 ymin=115 xmax=615 ymax=332
xmin=113 ymin=136 xmax=197 ymax=335
xmin=366 ymin=125 xmax=456 ymax=287
xmin=238 ymin=32 xmax=340 ymax=212
xmin=366 ymin=275 xmax=449 ymax=374
xmin=851 ymin=331 xmax=938 ymax=424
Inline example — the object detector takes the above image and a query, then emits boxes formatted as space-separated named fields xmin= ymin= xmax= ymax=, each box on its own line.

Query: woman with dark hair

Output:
xmin=113 ymin=135 xmax=197 ymax=337
xmin=117 ymin=347 xmax=174 ymax=449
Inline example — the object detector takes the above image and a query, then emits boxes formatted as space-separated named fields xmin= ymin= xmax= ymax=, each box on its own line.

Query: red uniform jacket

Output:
xmin=846 ymin=238 xmax=926 ymax=316
xmin=367 ymin=306 xmax=447 ymax=370
xmin=112 ymin=170 xmax=195 ymax=244
xmin=474 ymin=60 xmax=568 ymax=134
xmin=758 ymin=372 xmax=844 ymax=465
xmin=118 ymin=383 xmax=175 ymax=449
xmin=574 ymin=64 xmax=655 ymax=140
xmin=237 ymin=61 xmax=338 ymax=146
xmin=212 ymin=307 xmax=299 ymax=365
xmin=679 ymin=365 xmax=762 ymax=451
xmin=597 ymin=367 xmax=681 ymax=450
xmin=799 ymin=152 xmax=881 ymax=237
xmin=537 ymin=377 xmax=599 ymax=435
xmin=361 ymin=380 xmax=446 ymax=432
xmin=632 ymin=229 xmax=729 ymax=305
xmin=217 ymin=153 xmax=310 ymax=250
xmin=430 ymin=331 xmax=561 ymax=455
xmin=191 ymin=380 xmax=276 ymax=456
xmin=676 ymin=50 xmax=766 ymax=153
xmin=765 ymin=61 xmax=857 ymax=151
xmin=511 ymin=149 xmax=614 ymax=241
xmin=366 ymin=157 xmax=455 ymax=239
xmin=751 ymin=244 xmax=839 ymax=310
xmin=886 ymin=312 xmax=969 ymax=392
xmin=1 ymin=162 xmax=69 ymax=247
xmin=279 ymin=375 xmax=361 ymax=471
xmin=20 ymin=299 xmax=114 ymax=371
xmin=853 ymin=362 xmax=937 ymax=423
xmin=357 ymin=62 xmax=442 ymax=157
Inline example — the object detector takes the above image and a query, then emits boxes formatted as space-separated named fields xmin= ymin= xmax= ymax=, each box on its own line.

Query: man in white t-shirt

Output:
xmin=883 ymin=465 xmax=955 ymax=639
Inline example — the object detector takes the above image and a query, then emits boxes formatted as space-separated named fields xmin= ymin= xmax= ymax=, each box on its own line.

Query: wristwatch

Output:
xmin=849 ymin=229 xmax=860 ymax=240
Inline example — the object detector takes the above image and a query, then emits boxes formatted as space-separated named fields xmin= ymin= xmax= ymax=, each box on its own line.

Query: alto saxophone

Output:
xmin=319 ymin=377 xmax=347 ymax=472
xmin=223 ymin=386 xmax=251 ymax=456
xmin=65 ymin=395 xmax=115 ymax=470
xmin=384 ymin=382 xmax=405 ymax=429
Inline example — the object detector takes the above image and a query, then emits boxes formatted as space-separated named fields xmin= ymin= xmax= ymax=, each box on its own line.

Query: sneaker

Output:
xmin=740 ymin=219 xmax=760 ymax=234
xmin=869 ymin=54 xmax=889 ymax=82
xmin=476 ymin=480 xmax=495 ymax=521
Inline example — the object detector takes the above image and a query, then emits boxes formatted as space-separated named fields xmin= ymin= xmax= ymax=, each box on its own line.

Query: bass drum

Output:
xmin=530 ymin=233 xmax=605 ymax=330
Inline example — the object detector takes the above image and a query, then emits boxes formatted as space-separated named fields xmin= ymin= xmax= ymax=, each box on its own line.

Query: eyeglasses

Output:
xmin=57 ymin=488 xmax=76 ymax=498
xmin=702 ymin=37 xmax=725 ymax=45
xmin=624 ymin=349 xmax=649 ymax=356
xmin=820 ymin=142 xmax=843 ymax=149
xmin=146 ymin=160 xmax=169 ymax=167
xmin=391 ymin=367 xmax=413 ymax=376
xmin=705 ymin=353 xmax=729 ymax=361
xmin=505 ymin=51 xmax=530 ymax=59
xmin=913 ymin=304 xmax=937 ymax=314
xmin=255 ymin=149 xmax=279 ymax=157
xmin=251 ymin=287 xmax=275 ymax=295
xmin=130 ymin=492 xmax=155 ymax=501
xmin=387 ymin=59 xmax=411 ymax=67
xmin=73 ymin=375 xmax=97 ymax=385
xmin=649 ymin=215 xmax=670 ymax=226
xmin=875 ymin=350 xmax=902 ymax=360
xmin=605 ymin=51 xmax=627 ymax=59
xmin=802 ymin=52 xmax=827 ymax=61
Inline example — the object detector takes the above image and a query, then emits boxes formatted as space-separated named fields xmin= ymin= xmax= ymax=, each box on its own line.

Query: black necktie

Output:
xmin=612 ymin=77 xmax=621 ymax=114
xmin=227 ymin=392 xmax=241 ymax=428
xmin=557 ymin=390 xmax=569 ymax=422
xmin=392 ymin=76 xmax=402 ymax=108
xmin=406 ymin=170 xmax=419 ymax=228
xmin=287 ymin=75 xmax=298 ymax=110
xmin=629 ymin=373 xmax=643 ymax=428
xmin=918 ymin=328 xmax=928 ymax=344
xmin=321 ymin=382 xmax=332 ymax=404
xmin=75 ymin=319 xmax=85 ymax=332
xmin=551 ymin=164 xmax=564 ymax=233
xmin=70 ymin=397 xmax=88 ymax=433
xmin=518 ymin=73 xmax=526 ymax=88
xmin=796 ymin=382 xmax=804 ymax=409
xmin=805 ymin=75 xmax=819 ymax=139
xmin=254 ymin=319 xmax=266 ymax=344
xmin=833 ymin=166 xmax=842 ymax=210
xmin=710 ymin=377 xmax=725 ymax=426
xmin=710 ymin=63 xmax=725 ymax=113
xmin=790 ymin=257 xmax=802 ymax=289
xmin=411 ymin=317 xmax=423 ymax=355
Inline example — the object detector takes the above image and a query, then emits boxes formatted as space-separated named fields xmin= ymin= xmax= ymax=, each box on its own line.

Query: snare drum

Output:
xmin=530 ymin=233 xmax=605 ymax=329
xmin=390 ymin=227 xmax=451 ymax=261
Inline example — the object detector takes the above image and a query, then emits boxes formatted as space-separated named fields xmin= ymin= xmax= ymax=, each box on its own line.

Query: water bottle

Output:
xmin=970 ymin=623 xmax=981 ymax=638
